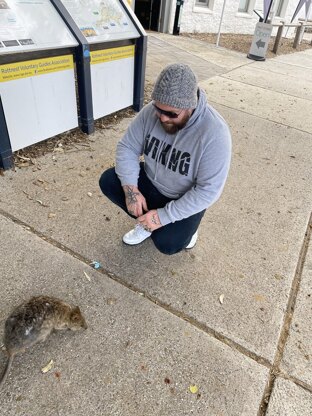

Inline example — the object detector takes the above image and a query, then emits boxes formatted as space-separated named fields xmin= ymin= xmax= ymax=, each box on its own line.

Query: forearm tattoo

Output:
xmin=125 ymin=186 xmax=140 ymax=206
xmin=151 ymin=213 xmax=160 ymax=225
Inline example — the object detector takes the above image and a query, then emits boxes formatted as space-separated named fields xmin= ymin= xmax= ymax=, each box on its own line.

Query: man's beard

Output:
xmin=160 ymin=112 xmax=192 ymax=134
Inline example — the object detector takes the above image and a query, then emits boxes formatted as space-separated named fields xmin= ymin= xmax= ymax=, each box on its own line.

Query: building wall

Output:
xmin=167 ymin=0 xmax=302 ymax=35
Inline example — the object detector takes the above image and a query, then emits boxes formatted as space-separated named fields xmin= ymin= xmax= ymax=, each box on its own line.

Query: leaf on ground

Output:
xmin=83 ymin=271 xmax=91 ymax=281
xmin=41 ymin=359 xmax=54 ymax=373
xmin=36 ymin=199 xmax=49 ymax=207
xmin=189 ymin=384 xmax=199 ymax=394
xmin=106 ymin=297 xmax=117 ymax=305
xmin=16 ymin=155 xmax=31 ymax=161
xmin=219 ymin=294 xmax=225 ymax=304
xmin=274 ymin=273 xmax=285 ymax=280
xmin=254 ymin=294 xmax=266 ymax=302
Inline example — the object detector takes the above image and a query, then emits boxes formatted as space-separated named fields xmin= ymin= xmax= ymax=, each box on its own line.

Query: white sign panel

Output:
xmin=248 ymin=22 xmax=273 ymax=60
xmin=0 ymin=0 xmax=78 ymax=55
xmin=90 ymin=45 xmax=135 ymax=119
xmin=61 ymin=0 xmax=140 ymax=43
xmin=0 ymin=55 xmax=78 ymax=150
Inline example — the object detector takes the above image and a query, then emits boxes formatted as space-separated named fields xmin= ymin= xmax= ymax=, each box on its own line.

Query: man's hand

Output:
xmin=137 ymin=209 xmax=162 ymax=233
xmin=123 ymin=185 xmax=148 ymax=217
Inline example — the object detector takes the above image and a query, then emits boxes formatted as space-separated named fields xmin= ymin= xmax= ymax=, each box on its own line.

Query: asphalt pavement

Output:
xmin=0 ymin=32 xmax=312 ymax=415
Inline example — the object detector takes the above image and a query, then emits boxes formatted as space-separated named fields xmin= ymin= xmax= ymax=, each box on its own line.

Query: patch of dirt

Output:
xmin=182 ymin=32 xmax=312 ymax=59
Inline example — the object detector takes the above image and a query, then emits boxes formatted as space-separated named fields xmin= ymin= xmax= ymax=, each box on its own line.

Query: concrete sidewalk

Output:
xmin=0 ymin=33 xmax=312 ymax=415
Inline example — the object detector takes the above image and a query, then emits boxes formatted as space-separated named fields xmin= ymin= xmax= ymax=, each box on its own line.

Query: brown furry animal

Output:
xmin=0 ymin=296 xmax=87 ymax=388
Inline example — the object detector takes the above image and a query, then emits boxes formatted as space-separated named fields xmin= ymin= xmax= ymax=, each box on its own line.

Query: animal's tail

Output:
xmin=0 ymin=356 xmax=13 ymax=389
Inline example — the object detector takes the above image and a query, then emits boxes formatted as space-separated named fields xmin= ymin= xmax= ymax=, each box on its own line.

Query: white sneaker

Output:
xmin=185 ymin=231 xmax=198 ymax=249
xmin=123 ymin=224 xmax=152 ymax=245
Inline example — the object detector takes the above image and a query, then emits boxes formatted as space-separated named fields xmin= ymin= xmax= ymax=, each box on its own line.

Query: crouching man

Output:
xmin=99 ymin=63 xmax=231 ymax=255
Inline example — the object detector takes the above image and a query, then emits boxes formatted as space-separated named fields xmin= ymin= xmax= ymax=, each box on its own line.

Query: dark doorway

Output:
xmin=135 ymin=0 xmax=161 ymax=31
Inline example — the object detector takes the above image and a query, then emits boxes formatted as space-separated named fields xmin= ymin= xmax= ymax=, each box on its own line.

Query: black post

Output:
xmin=253 ymin=9 xmax=264 ymax=22
xmin=133 ymin=35 xmax=147 ymax=112
xmin=50 ymin=0 xmax=94 ymax=134
xmin=264 ymin=0 xmax=274 ymax=23
xmin=119 ymin=0 xmax=147 ymax=112
xmin=0 ymin=96 xmax=13 ymax=170
xmin=75 ymin=44 xmax=95 ymax=134
xmin=173 ymin=0 xmax=184 ymax=35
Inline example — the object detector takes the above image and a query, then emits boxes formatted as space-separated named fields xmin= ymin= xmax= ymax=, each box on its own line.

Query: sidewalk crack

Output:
xmin=258 ymin=211 xmax=312 ymax=415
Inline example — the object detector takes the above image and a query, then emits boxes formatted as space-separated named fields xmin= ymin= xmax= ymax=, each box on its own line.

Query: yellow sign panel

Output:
xmin=91 ymin=45 xmax=135 ymax=65
xmin=0 ymin=55 xmax=74 ymax=83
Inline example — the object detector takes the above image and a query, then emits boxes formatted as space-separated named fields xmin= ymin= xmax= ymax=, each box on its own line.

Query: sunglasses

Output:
xmin=153 ymin=103 xmax=182 ymax=119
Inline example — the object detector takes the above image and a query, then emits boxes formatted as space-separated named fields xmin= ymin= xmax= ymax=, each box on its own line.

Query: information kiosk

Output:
xmin=55 ymin=0 xmax=147 ymax=121
xmin=0 ymin=0 xmax=79 ymax=169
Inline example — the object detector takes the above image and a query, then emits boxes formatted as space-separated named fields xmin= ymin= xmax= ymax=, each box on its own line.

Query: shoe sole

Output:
xmin=185 ymin=232 xmax=198 ymax=249
xmin=185 ymin=241 xmax=197 ymax=249
xmin=122 ymin=236 xmax=151 ymax=245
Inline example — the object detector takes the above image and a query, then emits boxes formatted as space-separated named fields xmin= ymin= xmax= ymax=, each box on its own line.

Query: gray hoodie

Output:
xmin=116 ymin=89 xmax=231 ymax=226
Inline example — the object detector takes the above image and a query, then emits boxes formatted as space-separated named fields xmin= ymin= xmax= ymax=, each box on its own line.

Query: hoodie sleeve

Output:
xmin=157 ymin=124 xmax=231 ymax=226
xmin=115 ymin=105 xmax=150 ymax=186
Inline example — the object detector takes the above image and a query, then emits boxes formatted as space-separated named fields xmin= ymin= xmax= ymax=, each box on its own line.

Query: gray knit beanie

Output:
xmin=151 ymin=63 xmax=198 ymax=109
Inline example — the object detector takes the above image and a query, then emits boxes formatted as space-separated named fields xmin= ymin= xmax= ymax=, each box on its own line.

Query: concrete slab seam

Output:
xmin=207 ymin=100 xmax=312 ymax=136
xmin=276 ymin=372 xmax=312 ymax=395
xmin=150 ymin=34 xmax=248 ymax=58
xmin=218 ymin=73 xmax=312 ymax=103
xmin=0 ymin=207 xmax=273 ymax=371
xmin=148 ymin=35 xmax=251 ymax=72
xmin=271 ymin=60 xmax=312 ymax=71
xmin=257 ymin=211 xmax=312 ymax=416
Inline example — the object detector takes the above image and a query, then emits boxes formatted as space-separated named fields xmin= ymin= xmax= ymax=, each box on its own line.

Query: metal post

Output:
xmin=216 ymin=0 xmax=227 ymax=47
xmin=173 ymin=0 xmax=184 ymax=35
xmin=74 ymin=45 xmax=95 ymax=134
xmin=0 ymin=96 xmax=13 ymax=170
xmin=264 ymin=0 xmax=274 ymax=23
xmin=133 ymin=36 xmax=147 ymax=112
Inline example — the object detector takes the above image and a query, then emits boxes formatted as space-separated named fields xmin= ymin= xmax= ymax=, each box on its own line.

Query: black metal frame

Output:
xmin=0 ymin=95 xmax=13 ymax=170
xmin=119 ymin=1 xmax=147 ymax=113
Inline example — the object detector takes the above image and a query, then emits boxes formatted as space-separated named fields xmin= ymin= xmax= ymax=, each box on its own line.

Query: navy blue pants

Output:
xmin=99 ymin=165 xmax=205 ymax=255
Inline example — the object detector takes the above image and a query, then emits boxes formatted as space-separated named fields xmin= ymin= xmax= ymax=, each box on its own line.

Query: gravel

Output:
xmin=182 ymin=32 xmax=312 ymax=59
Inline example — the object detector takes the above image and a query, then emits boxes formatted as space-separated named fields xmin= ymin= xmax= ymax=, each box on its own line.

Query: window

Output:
xmin=238 ymin=0 xmax=250 ymax=13
xmin=274 ymin=0 xmax=284 ymax=17
xmin=195 ymin=0 xmax=210 ymax=7
xmin=194 ymin=0 xmax=214 ymax=12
